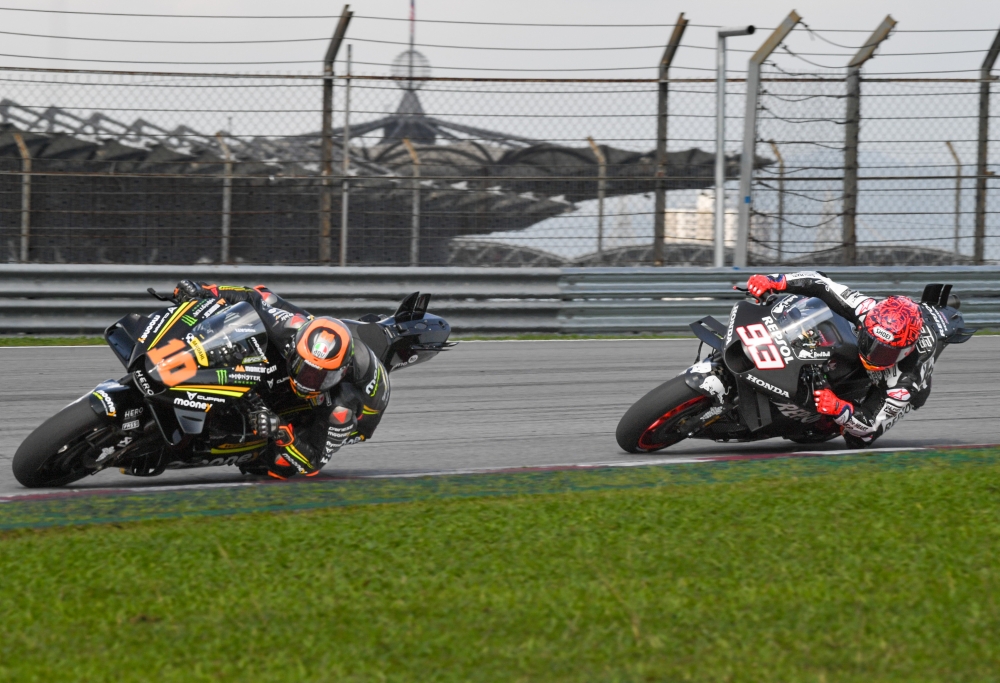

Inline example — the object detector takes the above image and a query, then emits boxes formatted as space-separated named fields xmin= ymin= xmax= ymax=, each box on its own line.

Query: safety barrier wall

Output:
xmin=559 ymin=266 xmax=1000 ymax=333
xmin=0 ymin=265 xmax=562 ymax=334
xmin=1 ymin=265 xmax=997 ymax=335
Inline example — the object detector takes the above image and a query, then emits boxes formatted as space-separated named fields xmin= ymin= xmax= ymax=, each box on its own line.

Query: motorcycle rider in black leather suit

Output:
xmin=746 ymin=271 xmax=940 ymax=448
xmin=173 ymin=280 xmax=389 ymax=478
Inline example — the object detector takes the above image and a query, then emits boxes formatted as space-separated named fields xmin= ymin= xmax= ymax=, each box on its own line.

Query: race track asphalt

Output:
xmin=1 ymin=336 xmax=998 ymax=496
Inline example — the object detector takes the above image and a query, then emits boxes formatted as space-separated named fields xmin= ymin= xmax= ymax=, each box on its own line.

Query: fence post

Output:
xmin=975 ymin=28 xmax=1000 ymax=264
xmin=653 ymin=14 xmax=688 ymax=267
xmin=402 ymin=138 xmax=421 ymax=266
xmin=340 ymin=44 xmax=352 ymax=267
xmin=767 ymin=140 xmax=785 ymax=263
xmin=734 ymin=11 xmax=800 ymax=268
xmin=12 ymin=133 xmax=30 ymax=263
xmin=945 ymin=141 xmax=962 ymax=256
xmin=842 ymin=15 xmax=895 ymax=266
xmin=320 ymin=5 xmax=352 ymax=264
xmin=216 ymin=133 xmax=233 ymax=263
xmin=587 ymin=137 xmax=606 ymax=261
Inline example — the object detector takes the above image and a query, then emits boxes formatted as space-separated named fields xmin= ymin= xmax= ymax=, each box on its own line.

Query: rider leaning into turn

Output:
xmin=172 ymin=280 xmax=390 ymax=479
xmin=745 ymin=271 xmax=938 ymax=448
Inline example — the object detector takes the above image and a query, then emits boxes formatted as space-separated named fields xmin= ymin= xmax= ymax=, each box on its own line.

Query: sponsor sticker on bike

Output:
xmin=736 ymin=320 xmax=791 ymax=370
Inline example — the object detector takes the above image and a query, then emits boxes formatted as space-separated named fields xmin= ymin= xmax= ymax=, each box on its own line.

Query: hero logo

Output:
xmin=745 ymin=373 xmax=790 ymax=398
xmin=124 ymin=408 xmax=143 ymax=419
xmin=872 ymin=325 xmax=895 ymax=342
xmin=173 ymin=397 xmax=210 ymax=410
xmin=736 ymin=319 xmax=791 ymax=371
xmin=886 ymin=387 xmax=911 ymax=402
xmin=133 ymin=369 xmax=155 ymax=395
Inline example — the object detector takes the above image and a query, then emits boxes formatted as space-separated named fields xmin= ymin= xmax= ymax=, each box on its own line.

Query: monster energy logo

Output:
xmin=216 ymin=369 xmax=227 ymax=383
xmin=182 ymin=315 xmax=198 ymax=326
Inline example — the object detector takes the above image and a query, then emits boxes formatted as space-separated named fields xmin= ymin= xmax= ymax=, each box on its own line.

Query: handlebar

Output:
xmin=147 ymin=287 xmax=176 ymax=303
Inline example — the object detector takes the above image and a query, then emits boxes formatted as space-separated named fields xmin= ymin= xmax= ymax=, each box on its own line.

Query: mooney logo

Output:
xmin=174 ymin=397 xmax=210 ymax=410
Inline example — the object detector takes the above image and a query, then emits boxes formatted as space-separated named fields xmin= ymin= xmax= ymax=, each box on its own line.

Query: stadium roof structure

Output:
xmin=0 ymin=88 xmax=764 ymax=265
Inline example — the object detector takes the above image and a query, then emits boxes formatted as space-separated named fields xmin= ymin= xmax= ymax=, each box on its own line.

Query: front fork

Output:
xmin=679 ymin=357 xmax=736 ymax=436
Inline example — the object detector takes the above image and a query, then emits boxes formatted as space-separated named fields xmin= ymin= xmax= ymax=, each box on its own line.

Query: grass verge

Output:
xmin=2 ymin=448 xmax=999 ymax=681
xmin=0 ymin=336 xmax=105 ymax=346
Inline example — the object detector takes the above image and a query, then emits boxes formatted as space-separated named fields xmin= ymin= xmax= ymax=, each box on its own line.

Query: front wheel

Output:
xmin=616 ymin=377 xmax=710 ymax=453
xmin=12 ymin=398 xmax=111 ymax=488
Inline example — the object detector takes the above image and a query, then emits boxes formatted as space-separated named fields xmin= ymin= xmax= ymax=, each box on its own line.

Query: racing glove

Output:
xmin=745 ymin=274 xmax=787 ymax=299
xmin=172 ymin=279 xmax=205 ymax=302
xmin=813 ymin=388 xmax=854 ymax=425
xmin=249 ymin=408 xmax=281 ymax=438
xmin=173 ymin=280 xmax=221 ymax=302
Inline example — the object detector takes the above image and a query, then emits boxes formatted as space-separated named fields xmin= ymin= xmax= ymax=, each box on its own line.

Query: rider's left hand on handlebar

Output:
xmin=746 ymin=274 xmax=787 ymax=299
xmin=173 ymin=279 xmax=204 ymax=302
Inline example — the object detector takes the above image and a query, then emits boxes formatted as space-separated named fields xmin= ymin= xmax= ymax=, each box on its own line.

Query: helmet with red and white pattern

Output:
xmin=857 ymin=296 xmax=923 ymax=371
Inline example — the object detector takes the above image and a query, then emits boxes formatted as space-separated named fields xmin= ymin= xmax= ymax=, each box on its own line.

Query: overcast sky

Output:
xmin=0 ymin=1 xmax=996 ymax=78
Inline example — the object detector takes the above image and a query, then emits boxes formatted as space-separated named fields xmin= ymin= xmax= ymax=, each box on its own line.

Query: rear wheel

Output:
xmin=12 ymin=398 xmax=110 ymax=488
xmin=616 ymin=377 xmax=710 ymax=453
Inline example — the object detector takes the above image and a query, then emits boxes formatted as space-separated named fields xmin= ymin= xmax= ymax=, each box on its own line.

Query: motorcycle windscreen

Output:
xmin=771 ymin=297 xmax=838 ymax=346
xmin=188 ymin=301 xmax=268 ymax=365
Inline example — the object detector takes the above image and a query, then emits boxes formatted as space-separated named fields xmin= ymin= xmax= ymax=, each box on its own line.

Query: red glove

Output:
xmin=745 ymin=274 xmax=786 ymax=299
xmin=813 ymin=388 xmax=853 ymax=425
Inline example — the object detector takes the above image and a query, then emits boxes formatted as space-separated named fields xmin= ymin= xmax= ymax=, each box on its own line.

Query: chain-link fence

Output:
xmin=750 ymin=72 xmax=999 ymax=265
xmin=0 ymin=51 xmax=996 ymax=266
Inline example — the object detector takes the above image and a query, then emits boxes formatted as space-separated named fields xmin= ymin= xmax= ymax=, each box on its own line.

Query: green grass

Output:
xmin=0 ymin=336 xmax=105 ymax=346
xmin=2 ymin=449 xmax=999 ymax=681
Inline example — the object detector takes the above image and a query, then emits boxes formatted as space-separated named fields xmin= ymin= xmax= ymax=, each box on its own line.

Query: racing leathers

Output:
xmin=174 ymin=281 xmax=390 ymax=477
xmin=755 ymin=271 xmax=938 ymax=446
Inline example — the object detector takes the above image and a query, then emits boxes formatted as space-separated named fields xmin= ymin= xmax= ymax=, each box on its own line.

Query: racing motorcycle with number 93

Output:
xmin=615 ymin=283 xmax=973 ymax=453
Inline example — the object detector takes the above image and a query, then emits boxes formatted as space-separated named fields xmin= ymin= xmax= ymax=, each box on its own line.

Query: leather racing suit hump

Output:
xmin=752 ymin=271 xmax=938 ymax=446
xmin=174 ymin=281 xmax=390 ymax=477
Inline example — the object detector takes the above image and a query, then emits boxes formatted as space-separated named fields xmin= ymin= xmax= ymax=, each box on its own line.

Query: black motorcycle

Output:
xmin=13 ymin=290 xmax=453 ymax=488
xmin=616 ymin=284 xmax=974 ymax=453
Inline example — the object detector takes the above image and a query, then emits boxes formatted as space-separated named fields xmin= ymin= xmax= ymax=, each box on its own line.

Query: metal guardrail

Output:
xmin=2 ymin=265 xmax=997 ymax=336
xmin=559 ymin=266 xmax=1000 ymax=332
xmin=0 ymin=265 xmax=562 ymax=334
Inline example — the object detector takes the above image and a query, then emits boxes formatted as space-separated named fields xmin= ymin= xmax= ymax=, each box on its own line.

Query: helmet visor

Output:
xmin=290 ymin=359 xmax=347 ymax=394
xmin=858 ymin=329 xmax=911 ymax=369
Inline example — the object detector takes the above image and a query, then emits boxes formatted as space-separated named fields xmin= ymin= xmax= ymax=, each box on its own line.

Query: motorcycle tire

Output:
xmin=12 ymin=398 xmax=108 ymax=488
xmin=616 ymin=377 xmax=710 ymax=453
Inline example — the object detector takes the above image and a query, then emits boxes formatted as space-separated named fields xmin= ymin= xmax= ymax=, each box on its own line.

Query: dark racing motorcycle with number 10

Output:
xmin=13 ymin=290 xmax=452 ymax=488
